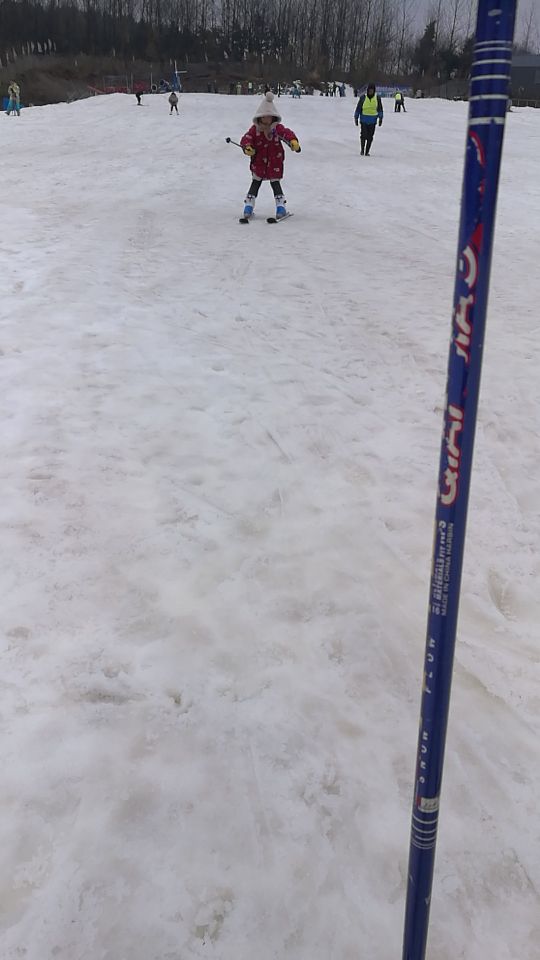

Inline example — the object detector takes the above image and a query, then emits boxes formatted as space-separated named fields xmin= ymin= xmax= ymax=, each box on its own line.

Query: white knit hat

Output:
xmin=253 ymin=91 xmax=282 ymax=123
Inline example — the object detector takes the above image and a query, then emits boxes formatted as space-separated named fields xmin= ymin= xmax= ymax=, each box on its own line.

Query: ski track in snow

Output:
xmin=1 ymin=94 xmax=539 ymax=960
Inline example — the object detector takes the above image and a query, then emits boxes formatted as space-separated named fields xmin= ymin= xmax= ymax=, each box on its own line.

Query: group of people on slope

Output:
xmin=237 ymin=83 xmax=405 ymax=220
xmin=240 ymin=80 xmax=402 ymax=190
xmin=135 ymin=91 xmax=179 ymax=113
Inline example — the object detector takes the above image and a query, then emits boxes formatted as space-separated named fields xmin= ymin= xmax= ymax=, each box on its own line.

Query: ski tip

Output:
xmin=267 ymin=213 xmax=293 ymax=223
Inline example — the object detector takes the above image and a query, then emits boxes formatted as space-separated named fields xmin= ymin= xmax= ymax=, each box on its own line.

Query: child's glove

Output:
xmin=378 ymin=118 xmax=383 ymax=126
xmin=243 ymin=145 xmax=256 ymax=157
xmin=289 ymin=139 xmax=301 ymax=152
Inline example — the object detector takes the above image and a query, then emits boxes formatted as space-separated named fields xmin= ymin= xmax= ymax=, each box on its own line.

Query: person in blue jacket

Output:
xmin=354 ymin=83 xmax=383 ymax=156
xmin=7 ymin=80 xmax=21 ymax=116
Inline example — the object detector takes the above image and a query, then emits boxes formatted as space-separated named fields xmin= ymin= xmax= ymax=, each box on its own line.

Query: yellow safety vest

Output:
xmin=362 ymin=95 xmax=378 ymax=116
xmin=395 ymin=92 xmax=401 ymax=100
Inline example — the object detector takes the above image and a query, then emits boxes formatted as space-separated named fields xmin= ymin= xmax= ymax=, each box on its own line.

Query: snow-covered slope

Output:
xmin=1 ymin=92 xmax=539 ymax=959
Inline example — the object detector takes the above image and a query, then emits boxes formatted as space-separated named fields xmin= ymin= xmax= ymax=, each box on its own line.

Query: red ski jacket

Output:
xmin=240 ymin=123 xmax=298 ymax=180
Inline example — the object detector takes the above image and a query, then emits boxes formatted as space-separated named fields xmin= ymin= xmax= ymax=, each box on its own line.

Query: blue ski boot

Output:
xmin=275 ymin=196 xmax=287 ymax=219
xmin=240 ymin=195 xmax=256 ymax=222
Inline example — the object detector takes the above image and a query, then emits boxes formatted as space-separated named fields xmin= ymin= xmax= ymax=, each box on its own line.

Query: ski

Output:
xmin=238 ymin=213 xmax=293 ymax=225
xmin=267 ymin=213 xmax=294 ymax=224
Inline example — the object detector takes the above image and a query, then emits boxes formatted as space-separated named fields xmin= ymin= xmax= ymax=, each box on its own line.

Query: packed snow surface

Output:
xmin=1 ymin=92 xmax=539 ymax=960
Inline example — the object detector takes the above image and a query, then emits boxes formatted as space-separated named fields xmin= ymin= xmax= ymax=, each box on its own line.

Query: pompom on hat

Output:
xmin=253 ymin=91 xmax=282 ymax=124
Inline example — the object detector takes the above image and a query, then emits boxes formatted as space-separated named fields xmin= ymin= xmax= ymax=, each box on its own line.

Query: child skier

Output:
xmin=169 ymin=91 xmax=179 ymax=114
xmin=239 ymin=91 xmax=301 ymax=221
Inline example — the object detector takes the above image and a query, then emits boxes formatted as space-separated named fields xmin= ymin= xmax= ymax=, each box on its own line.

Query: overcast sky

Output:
xmin=411 ymin=0 xmax=539 ymax=46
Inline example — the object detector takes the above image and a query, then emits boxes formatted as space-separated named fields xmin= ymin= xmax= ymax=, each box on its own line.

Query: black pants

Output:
xmin=247 ymin=179 xmax=284 ymax=199
xmin=395 ymin=101 xmax=405 ymax=112
xmin=360 ymin=123 xmax=376 ymax=154
xmin=170 ymin=104 xmax=178 ymax=113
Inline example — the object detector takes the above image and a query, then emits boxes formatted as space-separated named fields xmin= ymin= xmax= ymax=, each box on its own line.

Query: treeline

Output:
xmin=0 ymin=0 xmax=526 ymax=82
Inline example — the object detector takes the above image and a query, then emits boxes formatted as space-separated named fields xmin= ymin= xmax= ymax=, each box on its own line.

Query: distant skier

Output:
xmin=169 ymin=91 xmax=179 ymax=114
xmin=394 ymin=91 xmax=406 ymax=112
xmin=239 ymin=91 xmax=301 ymax=221
xmin=354 ymin=83 xmax=383 ymax=156
xmin=136 ymin=92 xmax=142 ymax=105
xmin=6 ymin=81 xmax=21 ymax=116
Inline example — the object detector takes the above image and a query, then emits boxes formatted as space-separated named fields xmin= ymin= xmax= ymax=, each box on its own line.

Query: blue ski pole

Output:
xmin=402 ymin=3 xmax=517 ymax=959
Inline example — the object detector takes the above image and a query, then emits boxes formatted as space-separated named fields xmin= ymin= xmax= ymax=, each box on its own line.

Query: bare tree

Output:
xmin=463 ymin=0 xmax=477 ymax=38
xmin=520 ymin=1 xmax=540 ymax=53
xmin=428 ymin=0 xmax=444 ymax=48
xmin=394 ymin=0 xmax=415 ymax=73
xmin=446 ymin=0 xmax=465 ymax=50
